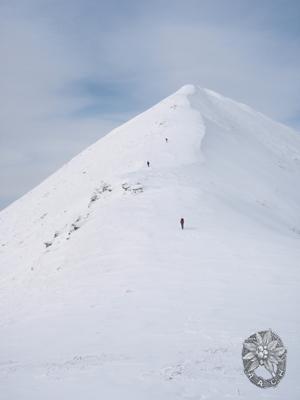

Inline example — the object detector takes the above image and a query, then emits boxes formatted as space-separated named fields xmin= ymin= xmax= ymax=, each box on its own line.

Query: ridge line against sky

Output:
xmin=1 ymin=0 xmax=300 ymax=210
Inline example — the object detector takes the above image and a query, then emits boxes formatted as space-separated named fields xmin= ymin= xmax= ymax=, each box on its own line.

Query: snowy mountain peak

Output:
xmin=1 ymin=86 xmax=300 ymax=399
xmin=1 ymin=84 xmax=300 ymax=259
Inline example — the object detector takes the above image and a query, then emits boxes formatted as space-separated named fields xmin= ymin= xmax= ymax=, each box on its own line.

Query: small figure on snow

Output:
xmin=180 ymin=218 xmax=184 ymax=230
xmin=147 ymin=161 xmax=150 ymax=167
xmin=165 ymin=137 xmax=168 ymax=143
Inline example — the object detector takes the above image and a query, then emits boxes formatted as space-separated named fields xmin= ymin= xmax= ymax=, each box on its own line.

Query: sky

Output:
xmin=1 ymin=0 xmax=300 ymax=210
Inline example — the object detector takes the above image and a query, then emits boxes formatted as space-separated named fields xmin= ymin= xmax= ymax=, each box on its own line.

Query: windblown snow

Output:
xmin=1 ymin=85 xmax=300 ymax=399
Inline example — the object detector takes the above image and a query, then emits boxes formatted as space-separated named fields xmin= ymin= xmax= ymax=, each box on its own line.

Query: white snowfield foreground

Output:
xmin=0 ymin=85 xmax=300 ymax=399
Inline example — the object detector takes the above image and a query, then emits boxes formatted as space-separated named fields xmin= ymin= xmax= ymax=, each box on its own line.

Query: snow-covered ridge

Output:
xmin=1 ymin=85 xmax=300 ymax=399
xmin=0 ymin=85 xmax=206 ymax=251
xmin=1 ymin=84 xmax=299 ymax=249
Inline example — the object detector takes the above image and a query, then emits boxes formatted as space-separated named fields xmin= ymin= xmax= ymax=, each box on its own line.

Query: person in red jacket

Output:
xmin=180 ymin=217 xmax=184 ymax=230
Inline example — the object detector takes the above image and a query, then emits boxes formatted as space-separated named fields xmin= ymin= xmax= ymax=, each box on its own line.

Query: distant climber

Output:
xmin=180 ymin=218 xmax=184 ymax=230
xmin=165 ymin=137 xmax=168 ymax=143
xmin=147 ymin=161 xmax=150 ymax=167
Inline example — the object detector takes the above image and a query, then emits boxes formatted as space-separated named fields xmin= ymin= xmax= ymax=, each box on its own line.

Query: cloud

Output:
xmin=1 ymin=0 xmax=300 ymax=209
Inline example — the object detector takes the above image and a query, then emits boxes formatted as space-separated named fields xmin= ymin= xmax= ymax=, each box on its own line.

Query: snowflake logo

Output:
xmin=242 ymin=329 xmax=287 ymax=388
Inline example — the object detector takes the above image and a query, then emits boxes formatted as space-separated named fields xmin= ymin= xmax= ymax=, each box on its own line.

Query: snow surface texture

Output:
xmin=1 ymin=85 xmax=300 ymax=399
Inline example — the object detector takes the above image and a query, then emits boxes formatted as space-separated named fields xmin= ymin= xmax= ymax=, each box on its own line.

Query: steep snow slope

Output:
xmin=0 ymin=85 xmax=300 ymax=399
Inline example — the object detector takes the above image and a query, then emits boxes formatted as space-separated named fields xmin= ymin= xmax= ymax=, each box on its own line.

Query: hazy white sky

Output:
xmin=1 ymin=0 xmax=300 ymax=209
